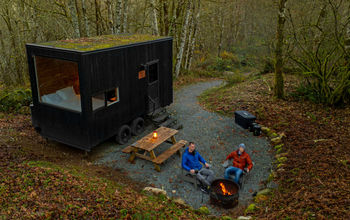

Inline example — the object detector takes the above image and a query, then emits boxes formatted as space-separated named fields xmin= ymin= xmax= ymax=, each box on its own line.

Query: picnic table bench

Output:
xmin=122 ymin=126 xmax=187 ymax=172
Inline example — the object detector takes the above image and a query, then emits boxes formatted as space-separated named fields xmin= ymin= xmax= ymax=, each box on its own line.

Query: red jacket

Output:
xmin=226 ymin=150 xmax=253 ymax=171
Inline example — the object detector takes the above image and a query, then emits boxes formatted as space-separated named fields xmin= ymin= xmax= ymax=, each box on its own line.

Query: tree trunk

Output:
xmin=123 ymin=0 xmax=129 ymax=33
xmin=95 ymin=0 xmax=101 ymax=35
xmin=217 ymin=6 xmax=225 ymax=57
xmin=186 ymin=0 xmax=201 ymax=70
xmin=107 ymin=0 xmax=114 ymax=34
xmin=115 ymin=0 xmax=122 ymax=33
xmin=168 ymin=0 xmax=176 ymax=36
xmin=74 ymin=0 xmax=83 ymax=37
xmin=81 ymin=0 xmax=90 ymax=37
xmin=346 ymin=5 xmax=350 ymax=66
xmin=162 ymin=0 xmax=169 ymax=35
xmin=174 ymin=0 xmax=192 ymax=77
xmin=151 ymin=0 xmax=159 ymax=35
xmin=274 ymin=0 xmax=287 ymax=99
xmin=184 ymin=0 xmax=196 ymax=70
xmin=68 ymin=0 xmax=80 ymax=38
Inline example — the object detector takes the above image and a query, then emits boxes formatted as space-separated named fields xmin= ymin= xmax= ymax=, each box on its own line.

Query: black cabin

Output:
xmin=26 ymin=34 xmax=173 ymax=151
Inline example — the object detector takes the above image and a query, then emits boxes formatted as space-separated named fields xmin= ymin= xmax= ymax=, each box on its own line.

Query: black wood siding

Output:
xmin=26 ymin=38 xmax=173 ymax=151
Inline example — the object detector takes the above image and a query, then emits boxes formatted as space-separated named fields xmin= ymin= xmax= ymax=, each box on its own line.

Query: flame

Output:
xmin=219 ymin=182 xmax=232 ymax=196
xmin=153 ymin=131 xmax=158 ymax=139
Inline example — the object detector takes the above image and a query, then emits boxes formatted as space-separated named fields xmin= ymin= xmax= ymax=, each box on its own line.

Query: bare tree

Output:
xmin=185 ymin=0 xmax=201 ymax=70
xmin=123 ymin=0 xmax=129 ymax=33
xmin=151 ymin=0 xmax=159 ymax=35
xmin=81 ymin=0 xmax=90 ymax=36
xmin=217 ymin=4 xmax=225 ymax=57
xmin=68 ymin=0 xmax=80 ymax=38
xmin=274 ymin=0 xmax=287 ymax=99
xmin=107 ymin=0 xmax=114 ymax=33
xmin=95 ymin=0 xmax=101 ymax=35
xmin=115 ymin=0 xmax=122 ymax=33
xmin=174 ymin=0 xmax=192 ymax=77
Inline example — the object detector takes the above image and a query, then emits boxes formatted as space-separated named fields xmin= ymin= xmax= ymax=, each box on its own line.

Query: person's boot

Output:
xmin=200 ymin=184 xmax=210 ymax=194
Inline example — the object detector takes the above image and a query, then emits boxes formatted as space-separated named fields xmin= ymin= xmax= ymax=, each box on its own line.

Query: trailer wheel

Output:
xmin=116 ymin=125 xmax=131 ymax=144
xmin=130 ymin=117 xmax=145 ymax=136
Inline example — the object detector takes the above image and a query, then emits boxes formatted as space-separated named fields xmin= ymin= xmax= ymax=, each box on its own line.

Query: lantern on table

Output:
xmin=153 ymin=131 xmax=158 ymax=139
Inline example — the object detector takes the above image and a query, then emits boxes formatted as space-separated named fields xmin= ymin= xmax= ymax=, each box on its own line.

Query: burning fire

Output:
xmin=220 ymin=182 xmax=233 ymax=196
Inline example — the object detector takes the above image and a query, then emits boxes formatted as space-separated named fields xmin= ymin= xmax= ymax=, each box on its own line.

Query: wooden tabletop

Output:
xmin=130 ymin=126 xmax=178 ymax=151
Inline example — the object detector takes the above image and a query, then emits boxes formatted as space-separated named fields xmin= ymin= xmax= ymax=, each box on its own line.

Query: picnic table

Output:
xmin=122 ymin=127 xmax=187 ymax=172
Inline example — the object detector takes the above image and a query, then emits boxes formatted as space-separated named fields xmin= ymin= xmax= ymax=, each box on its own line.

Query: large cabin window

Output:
xmin=92 ymin=87 xmax=120 ymax=111
xmin=34 ymin=56 xmax=81 ymax=112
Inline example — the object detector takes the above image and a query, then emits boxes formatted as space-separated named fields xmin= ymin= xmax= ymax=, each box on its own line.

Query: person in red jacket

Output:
xmin=224 ymin=143 xmax=253 ymax=184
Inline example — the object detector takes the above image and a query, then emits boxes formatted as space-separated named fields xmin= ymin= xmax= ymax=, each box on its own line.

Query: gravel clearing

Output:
xmin=95 ymin=80 xmax=273 ymax=215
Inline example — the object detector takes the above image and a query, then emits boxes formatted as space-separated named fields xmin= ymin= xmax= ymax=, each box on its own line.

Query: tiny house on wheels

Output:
xmin=26 ymin=34 xmax=173 ymax=151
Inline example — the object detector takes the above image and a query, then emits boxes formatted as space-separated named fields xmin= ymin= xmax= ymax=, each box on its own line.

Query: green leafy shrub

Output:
xmin=220 ymin=51 xmax=240 ymax=64
xmin=209 ymin=57 xmax=234 ymax=72
xmin=0 ymin=88 xmax=32 ymax=113
xmin=289 ymin=83 xmax=321 ymax=103
xmin=225 ymin=73 xmax=246 ymax=85
xmin=208 ymin=52 xmax=241 ymax=72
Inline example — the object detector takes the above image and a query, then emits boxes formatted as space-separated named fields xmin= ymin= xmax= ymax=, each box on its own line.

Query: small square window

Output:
xmin=106 ymin=88 xmax=119 ymax=106
xmin=92 ymin=87 xmax=120 ymax=111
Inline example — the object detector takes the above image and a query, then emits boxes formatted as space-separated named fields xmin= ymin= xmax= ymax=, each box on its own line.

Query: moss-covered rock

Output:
xmin=274 ymin=144 xmax=284 ymax=150
xmin=267 ymin=171 xmax=276 ymax=182
xmin=271 ymin=137 xmax=282 ymax=145
xmin=261 ymin=126 xmax=270 ymax=134
xmin=244 ymin=203 xmax=257 ymax=214
xmin=270 ymin=132 xmax=278 ymax=138
xmin=276 ymin=153 xmax=288 ymax=159
xmin=277 ymin=163 xmax=285 ymax=168
xmin=198 ymin=206 xmax=210 ymax=215
xmin=237 ymin=216 xmax=252 ymax=220
xmin=221 ymin=216 xmax=233 ymax=220
xmin=257 ymin=188 xmax=271 ymax=196
xmin=254 ymin=194 xmax=269 ymax=203
xmin=277 ymin=156 xmax=287 ymax=163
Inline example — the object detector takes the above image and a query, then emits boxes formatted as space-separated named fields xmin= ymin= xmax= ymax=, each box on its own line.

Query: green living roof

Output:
xmin=39 ymin=34 xmax=167 ymax=51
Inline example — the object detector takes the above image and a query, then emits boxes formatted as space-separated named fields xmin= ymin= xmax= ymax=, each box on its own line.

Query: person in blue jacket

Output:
xmin=182 ymin=142 xmax=215 ymax=192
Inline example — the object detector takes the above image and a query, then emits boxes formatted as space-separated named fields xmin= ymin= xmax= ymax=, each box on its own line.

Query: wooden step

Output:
xmin=152 ymin=140 xmax=187 ymax=165
xmin=152 ymin=112 xmax=169 ymax=124
xmin=159 ymin=117 xmax=176 ymax=128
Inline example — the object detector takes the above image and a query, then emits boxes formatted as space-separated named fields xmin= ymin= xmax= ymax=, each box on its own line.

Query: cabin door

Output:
xmin=146 ymin=60 xmax=160 ymax=113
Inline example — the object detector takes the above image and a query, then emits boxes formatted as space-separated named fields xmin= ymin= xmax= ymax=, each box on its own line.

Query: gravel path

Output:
xmin=95 ymin=80 xmax=273 ymax=215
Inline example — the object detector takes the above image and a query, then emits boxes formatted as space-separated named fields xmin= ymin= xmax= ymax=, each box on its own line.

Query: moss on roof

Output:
xmin=39 ymin=34 xmax=167 ymax=51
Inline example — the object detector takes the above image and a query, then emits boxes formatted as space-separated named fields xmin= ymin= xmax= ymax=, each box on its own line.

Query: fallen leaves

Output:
xmin=0 ymin=116 xmax=208 ymax=219
xmin=198 ymin=73 xmax=350 ymax=218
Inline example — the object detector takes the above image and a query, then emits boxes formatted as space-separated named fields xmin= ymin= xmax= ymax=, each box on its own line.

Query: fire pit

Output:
xmin=210 ymin=178 xmax=239 ymax=209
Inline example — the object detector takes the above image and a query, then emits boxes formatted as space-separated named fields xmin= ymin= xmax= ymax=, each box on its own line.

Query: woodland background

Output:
xmin=1 ymin=1 xmax=350 ymax=218
xmin=1 ymin=0 xmax=350 ymax=105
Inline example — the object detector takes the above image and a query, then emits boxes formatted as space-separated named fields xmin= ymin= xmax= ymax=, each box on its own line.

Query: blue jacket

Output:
xmin=182 ymin=147 xmax=206 ymax=171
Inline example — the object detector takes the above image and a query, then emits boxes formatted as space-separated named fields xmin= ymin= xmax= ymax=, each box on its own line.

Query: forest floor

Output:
xmin=1 ymin=73 xmax=349 ymax=219
xmin=199 ymin=73 xmax=350 ymax=219
xmin=0 ymin=114 xmax=212 ymax=219
xmin=0 ymin=76 xmax=217 ymax=220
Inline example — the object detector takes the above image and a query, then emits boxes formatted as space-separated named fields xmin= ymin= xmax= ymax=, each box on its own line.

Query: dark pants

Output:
xmin=197 ymin=168 xmax=215 ymax=187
